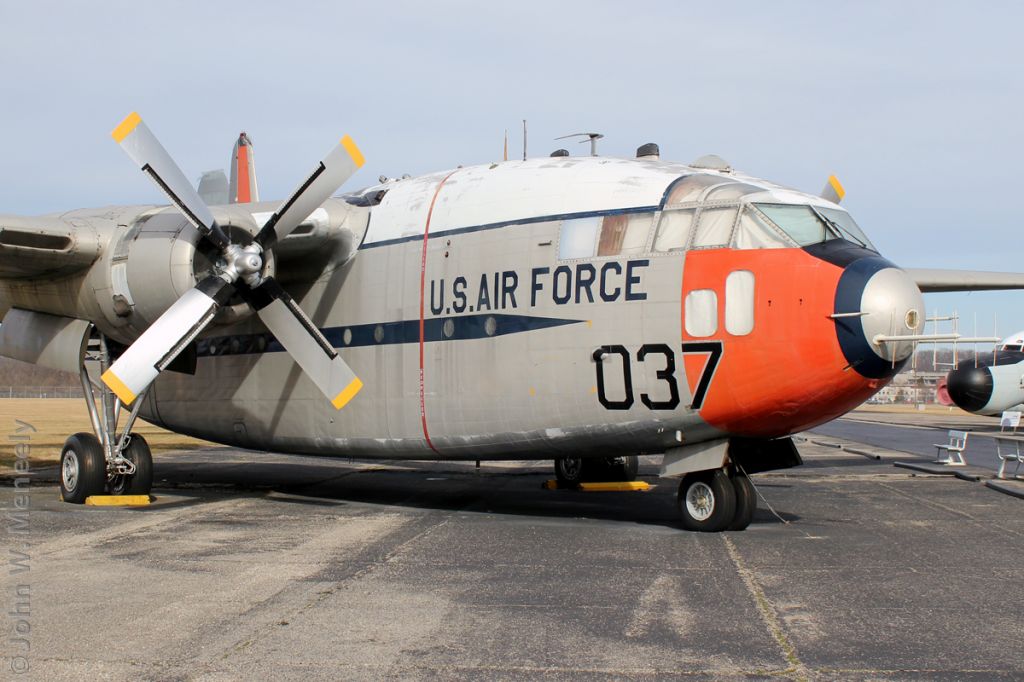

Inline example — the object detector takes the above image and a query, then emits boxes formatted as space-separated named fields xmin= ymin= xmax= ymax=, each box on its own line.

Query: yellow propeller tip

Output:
xmin=112 ymin=112 xmax=142 ymax=143
xmin=340 ymin=135 xmax=365 ymax=168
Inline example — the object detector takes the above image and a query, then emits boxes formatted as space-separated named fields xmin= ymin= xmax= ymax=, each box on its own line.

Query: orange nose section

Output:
xmin=681 ymin=248 xmax=884 ymax=437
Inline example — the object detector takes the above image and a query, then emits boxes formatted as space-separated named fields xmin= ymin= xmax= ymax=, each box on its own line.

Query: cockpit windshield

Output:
xmin=815 ymin=207 xmax=876 ymax=250
xmin=754 ymin=204 xmax=840 ymax=247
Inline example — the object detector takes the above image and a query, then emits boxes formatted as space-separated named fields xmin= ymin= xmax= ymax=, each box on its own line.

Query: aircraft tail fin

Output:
xmin=229 ymin=132 xmax=259 ymax=204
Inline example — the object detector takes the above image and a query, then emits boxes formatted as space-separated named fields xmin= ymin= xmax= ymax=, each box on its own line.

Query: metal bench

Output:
xmin=933 ymin=430 xmax=968 ymax=466
xmin=994 ymin=436 xmax=1024 ymax=480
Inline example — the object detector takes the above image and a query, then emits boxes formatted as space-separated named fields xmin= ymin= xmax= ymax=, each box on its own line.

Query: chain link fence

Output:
xmin=0 ymin=386 xmax=85 ymax=399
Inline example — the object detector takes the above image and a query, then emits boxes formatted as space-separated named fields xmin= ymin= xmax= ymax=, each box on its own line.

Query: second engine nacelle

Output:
xmin=946 ymin=356 xmax=1024 ymax=415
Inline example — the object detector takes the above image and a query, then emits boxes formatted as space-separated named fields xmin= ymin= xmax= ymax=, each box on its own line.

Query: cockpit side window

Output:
xmin=653 ymin=208 xmax=696 ymax=251
xmin=754 ymin=204 xmax=840 ymax=247
xmin=597 ymin=213 xmax=654 ymax=256
xmin=732 ymin=207 xmax=793 ymax=249
xmin=665 ymin=175 xmax=723 ymax=205
xmin=558 ymin=216 xmax=601 ymax=259
xmin=692 ymin=206 xmax=739 ymax=248
xmin=703 ymin=182 xmax=763 ymax=202
xmin=559 ymin=211 xmax=655 ymax=259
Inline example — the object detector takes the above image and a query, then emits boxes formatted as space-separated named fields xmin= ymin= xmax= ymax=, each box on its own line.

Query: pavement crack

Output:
xmin=722 ymin=535 xmax=809 ymax=682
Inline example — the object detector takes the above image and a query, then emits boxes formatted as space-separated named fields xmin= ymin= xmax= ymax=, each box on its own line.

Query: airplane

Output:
xmin=4 ymin=112 xmax=1024 ymax=532
xmin=945 ymin=330 xmax=1024 ymax=415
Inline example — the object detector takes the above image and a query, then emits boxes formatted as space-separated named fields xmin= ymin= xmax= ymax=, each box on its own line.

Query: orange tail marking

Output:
xmin=236 ymin=144 xmax=251 ymax=203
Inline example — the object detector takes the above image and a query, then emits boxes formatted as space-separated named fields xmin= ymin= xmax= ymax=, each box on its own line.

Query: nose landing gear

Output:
xmin=677 ymin=468 xmax=756 ymax=532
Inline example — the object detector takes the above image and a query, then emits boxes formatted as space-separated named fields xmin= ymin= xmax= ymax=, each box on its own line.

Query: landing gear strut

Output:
xmin=553 ymin=455 xmax=639 ymax=486
xmin=60 ymin=334 xmax=153 ymax=503
xmin=676 ymin=467 xmax=756 ymax=532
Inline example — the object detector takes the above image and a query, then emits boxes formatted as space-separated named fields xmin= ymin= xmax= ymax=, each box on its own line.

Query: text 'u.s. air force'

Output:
xmin=429 ymin=260 xmax=649 ymax=315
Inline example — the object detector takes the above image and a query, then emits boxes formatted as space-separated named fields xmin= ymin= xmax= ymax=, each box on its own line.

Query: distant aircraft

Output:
xmin=3 ymin=112 xmax=1024 ymax=531
xmin=945 ymin=331 xmax=1024 ymax=415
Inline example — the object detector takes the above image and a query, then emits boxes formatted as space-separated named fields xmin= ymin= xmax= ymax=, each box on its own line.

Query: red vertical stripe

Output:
xmin=418 ymin=171 xmax=458 ymax=454
xmin=236 ymin=144 xmax=251 ymax=203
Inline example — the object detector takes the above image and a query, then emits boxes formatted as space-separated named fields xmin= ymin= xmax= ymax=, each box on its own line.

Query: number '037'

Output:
xmin=592 ymin=342 xmax=722 ymax=411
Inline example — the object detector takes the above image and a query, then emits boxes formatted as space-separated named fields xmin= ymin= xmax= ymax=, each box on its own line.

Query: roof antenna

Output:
xmin=503 ymin=129 xmax=508 ymax=162
xmin=522 ymin=120 xmax=528 ymax=161
xmin=556 ymin=132 xmax=604 ymax=157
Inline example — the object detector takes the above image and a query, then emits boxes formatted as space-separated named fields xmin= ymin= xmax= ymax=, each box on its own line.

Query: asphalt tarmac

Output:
xmin=2 ymin=422 xmax=1023 ymax=680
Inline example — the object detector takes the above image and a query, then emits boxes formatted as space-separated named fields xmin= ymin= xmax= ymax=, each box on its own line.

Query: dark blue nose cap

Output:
xmin=832 ymin=256 xmax=906 ymax=380
xmin=946 ymin=365 xmax=993 ymax=413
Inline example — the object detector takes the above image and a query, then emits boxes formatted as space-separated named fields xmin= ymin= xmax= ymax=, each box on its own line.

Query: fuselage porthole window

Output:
xmin=725 ymin=270 xmax=755 ymax=336
xmin=685 ymin=289 xmax=718 ymax=337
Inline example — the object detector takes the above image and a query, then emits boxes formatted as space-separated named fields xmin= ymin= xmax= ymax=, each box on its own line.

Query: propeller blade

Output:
xmin=112 ymin=112 xmax=231 ymax=250
xmin=250 ymin=277 xmax=362 ymax=409
xmin=820 ymin=174 xmax=845 ymax=204
xmin=255 ymin=136 xmax=364 ymax=249
xmin=101 ymin=277 xmax=233 ymax=405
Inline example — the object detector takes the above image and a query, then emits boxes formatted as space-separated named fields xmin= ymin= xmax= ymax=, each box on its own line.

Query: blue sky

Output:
xmin=0 ymin=1 xmax=1021 ymax=339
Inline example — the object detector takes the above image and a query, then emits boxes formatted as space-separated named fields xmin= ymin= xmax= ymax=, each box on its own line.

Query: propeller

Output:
xmin=102 ymin=113 xmax=365 ymax=410
xmin=820 ymin=174 xmax=845 ymax=204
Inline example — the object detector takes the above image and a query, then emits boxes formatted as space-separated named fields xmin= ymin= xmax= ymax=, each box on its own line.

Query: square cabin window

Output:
xmin=597 ymin=212 xmax=654 ymax=256
xmin=558 ymin=216 xmax=601 ymax=259
xmin=653 ymin=209 xmax=696 ymax=251
xmin=684 ymin=289 xmax=718 ymax=337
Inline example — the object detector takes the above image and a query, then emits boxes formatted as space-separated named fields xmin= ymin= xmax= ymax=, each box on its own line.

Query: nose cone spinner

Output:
xmin=946 ymin=365 xmax=994 ymax=413
xmin=834 ymin=258 xmax=925 ymax=379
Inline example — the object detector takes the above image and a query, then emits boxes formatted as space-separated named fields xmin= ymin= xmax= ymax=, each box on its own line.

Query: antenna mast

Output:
xmin=555 ymin=132 xmax=605 ymax=157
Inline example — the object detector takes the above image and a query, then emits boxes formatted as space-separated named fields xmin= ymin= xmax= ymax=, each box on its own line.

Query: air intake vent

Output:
xmin=0 ymin=229 xmax=71 ymax=251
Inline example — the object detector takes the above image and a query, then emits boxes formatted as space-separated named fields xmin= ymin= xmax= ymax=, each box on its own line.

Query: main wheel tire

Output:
xmin=728 ymin=472 xmax=756 ymax=531
xmin=614 ymin=455 xmax=639 ymax=482
xmin=554 ymin=457 xmax=584 ymax=486
xmin=109 ymin=434 xmax=153 ymax=496
xmin=677 ymin=469 xmax=736 ymax=532
xmin=60 ymin=433 xmax=107 ymax=504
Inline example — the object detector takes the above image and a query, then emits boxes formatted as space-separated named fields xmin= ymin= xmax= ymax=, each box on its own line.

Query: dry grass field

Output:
xmin=0 ymin=398 xmax=213 ymax=469
xmin=0 ymin=396 xmax=966 ymax=471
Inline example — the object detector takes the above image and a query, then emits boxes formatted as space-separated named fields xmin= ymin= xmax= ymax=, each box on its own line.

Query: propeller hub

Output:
xmin=218 ymin=242 xmax=265 ymax=286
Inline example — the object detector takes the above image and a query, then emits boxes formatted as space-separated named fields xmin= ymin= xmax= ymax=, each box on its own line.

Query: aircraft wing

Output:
xmin=905 ymin=268 xmax=1024 ymax=293
xmin=0 ymin=214 xmax=102 ymax=279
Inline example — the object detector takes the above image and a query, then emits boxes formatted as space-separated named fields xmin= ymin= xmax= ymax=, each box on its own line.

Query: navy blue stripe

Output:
xmin=196 ymin=313 xmax=583 ymax=358
xmin=359 ymin=205 xmax=661 ymax=250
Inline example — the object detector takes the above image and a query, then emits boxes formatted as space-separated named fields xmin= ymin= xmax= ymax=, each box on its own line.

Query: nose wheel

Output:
xmin=677 ymin=468 xmax=756 ymax=532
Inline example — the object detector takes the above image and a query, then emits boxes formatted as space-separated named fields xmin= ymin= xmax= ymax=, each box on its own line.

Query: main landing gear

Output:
xmin=553 ymin=455 xmax=639 ymax=486
xmin=676 ymin=467 xmax=756 ymax=532
xmin=60 ymin=335 xmax=153 ymax=503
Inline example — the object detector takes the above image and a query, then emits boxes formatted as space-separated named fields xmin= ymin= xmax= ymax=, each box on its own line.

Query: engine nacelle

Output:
xmin=95 ymin=197 xmax=371 ymax=346
xmin=946 ymin=356 xmax=1024 ymax=415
